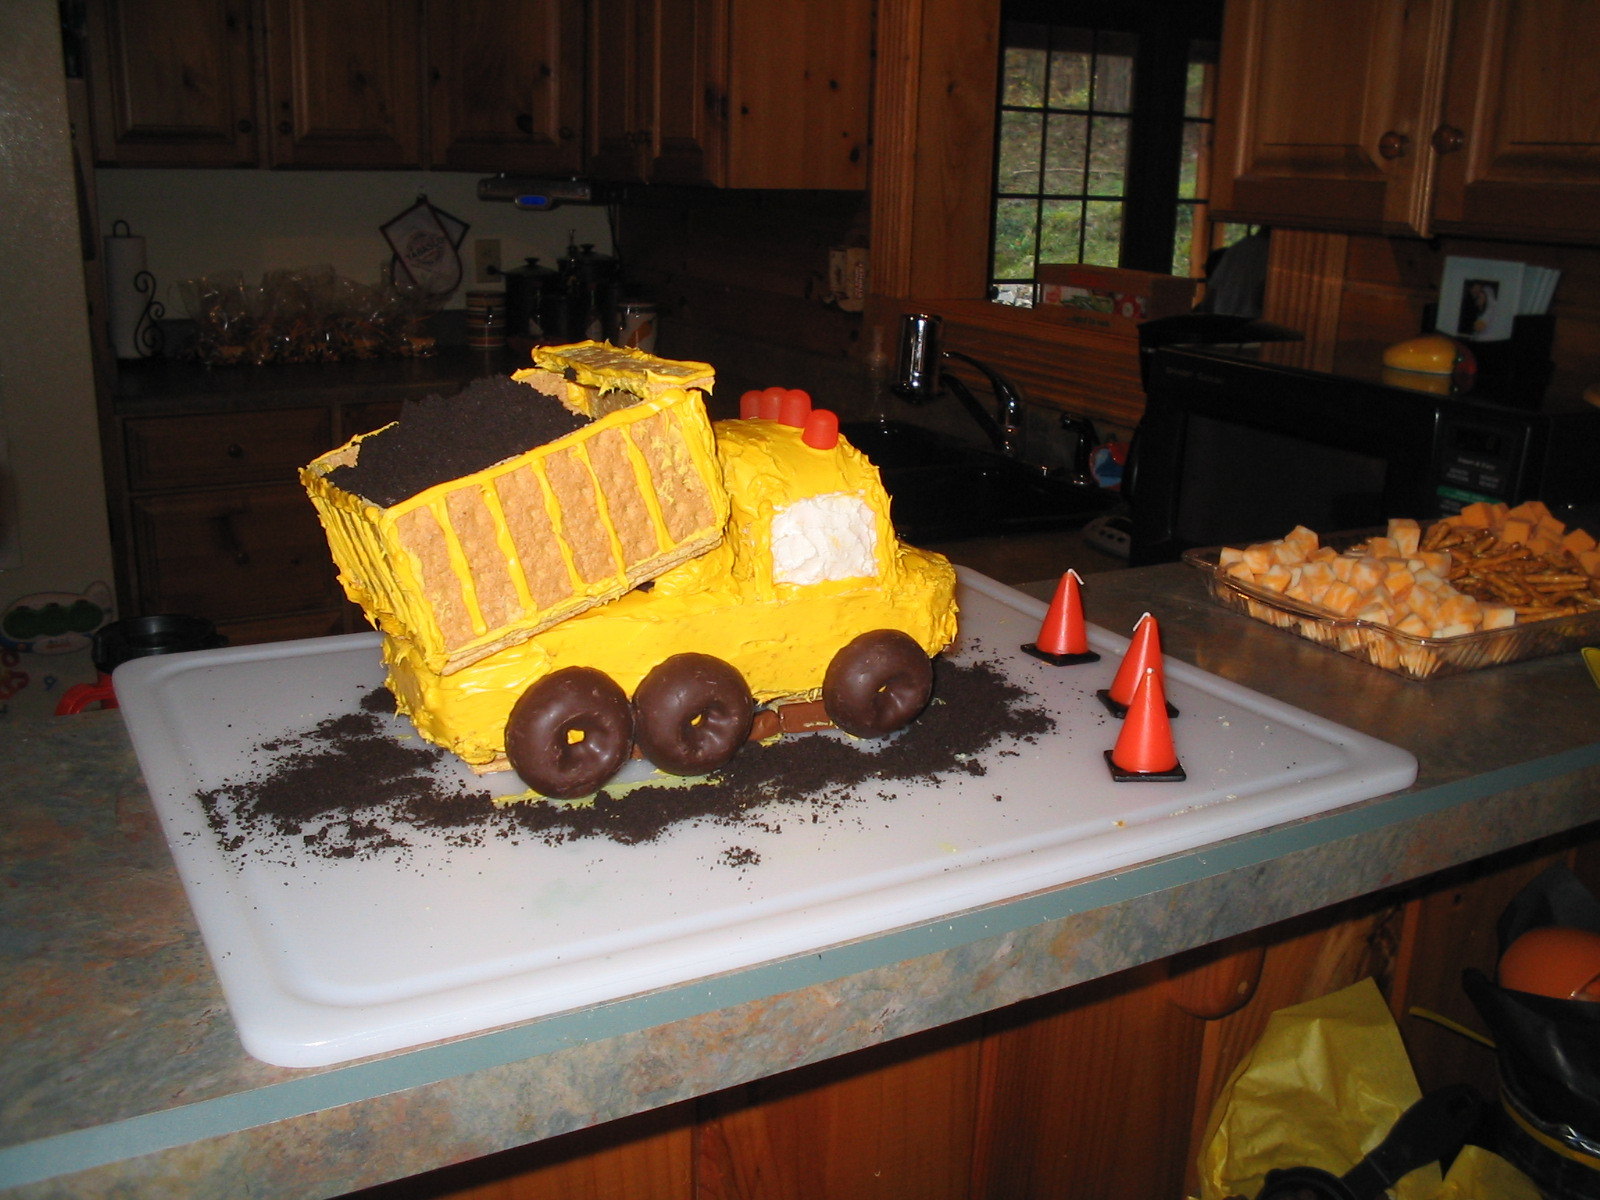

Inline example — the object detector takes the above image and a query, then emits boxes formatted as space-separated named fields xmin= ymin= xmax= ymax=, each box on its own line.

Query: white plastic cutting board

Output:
xmin=115 ymin=570 xmax=1417 ymax=1067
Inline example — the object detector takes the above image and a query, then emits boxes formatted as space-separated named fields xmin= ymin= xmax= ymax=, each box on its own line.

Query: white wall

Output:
xmin=93 ymin=170 xmax=615 ymax=316
xmin=0 ymin=0 xmax=116 ymax=714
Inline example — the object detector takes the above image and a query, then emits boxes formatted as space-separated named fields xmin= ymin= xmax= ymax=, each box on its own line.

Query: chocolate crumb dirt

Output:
xmin=196 ymin=650 xmax=1055 ymax=869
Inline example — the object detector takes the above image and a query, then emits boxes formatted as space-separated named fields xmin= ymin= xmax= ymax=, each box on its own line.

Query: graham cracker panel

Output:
xmin=543 ymin=447 xmax=617 ymax=586
xmin=395 ymin=506 xmax=474 ymax=650
xmin=633 ymin=409 xmax=718 ymax=544
xmin=586 ymin=426 xmax=661 ymax=566
xmin=494 ymin=465 xmax=575 ymax=612
xmin=444 ymin=486 xmax=523 ymax=633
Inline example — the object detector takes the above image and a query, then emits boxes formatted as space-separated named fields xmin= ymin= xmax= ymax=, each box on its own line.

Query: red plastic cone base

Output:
xmin=1107 ymin=613 xmax=1164 ymax=707
xmin=1107 ymin=668 xmax=1184 ymax=781
xmin=1025 ymin=570 xmax=1097 ymax=665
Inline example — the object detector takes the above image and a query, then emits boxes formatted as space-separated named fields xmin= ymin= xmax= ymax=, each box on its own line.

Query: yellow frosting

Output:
xmin=385 ymin=418 xmax=959 ymax=767
xmin=302 ymin=358 xmax=727 ymax=675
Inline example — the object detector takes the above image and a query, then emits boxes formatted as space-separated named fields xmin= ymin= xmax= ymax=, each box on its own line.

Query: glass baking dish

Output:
xmin=1183 ymin=535 xmax=1600 ymax=681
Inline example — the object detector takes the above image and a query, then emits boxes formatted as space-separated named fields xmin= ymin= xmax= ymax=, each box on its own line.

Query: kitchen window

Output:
xmin=989 ymin=0 xmax=1236 ymax=306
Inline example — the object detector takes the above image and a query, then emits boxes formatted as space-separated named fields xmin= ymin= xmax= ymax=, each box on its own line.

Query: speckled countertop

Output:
xmin=4 ymin=563 xmax=1599 ymax=1199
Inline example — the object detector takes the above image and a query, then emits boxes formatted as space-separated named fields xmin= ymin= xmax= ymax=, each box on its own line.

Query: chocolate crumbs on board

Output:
xmin=325 ymin=375 xmax=591 ymax=507
xmin=197 ymin=656 xmax=1055 ymax=868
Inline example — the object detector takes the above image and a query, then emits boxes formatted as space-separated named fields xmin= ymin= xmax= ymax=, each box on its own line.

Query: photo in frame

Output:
xmin=1436 ymin=256 xmax=1524 ymax=342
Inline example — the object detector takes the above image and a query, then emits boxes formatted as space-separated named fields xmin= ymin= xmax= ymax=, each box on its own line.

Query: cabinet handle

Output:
xmin=1431 ymin=124 xmax=1465 ymax=154
xmin=278 ymin=120 xmax=292 ymax=136
xmin=515 ymin=113 xmax=534 ymax=136
xmin=237 ymin=118 xmax=253 ymax=134
xmin=226 ymin=443 xmax=244 ymax=459
xmin=215 ymin=510 xmax=250 ymax=567
xmin=559 ymin=126 xmax=574 ymax=141
xmin=1377 ymin=130 xmax=1408 ymax=160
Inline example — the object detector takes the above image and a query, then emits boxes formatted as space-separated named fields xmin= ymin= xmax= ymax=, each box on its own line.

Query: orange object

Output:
xmin=1107 ymin=612 xmax=1163 ymax=706
xmin=739 ymin=389 xmax=763 ymax=419
xmin=800 ymin=408 xmax=839 ymax=449
xmin=758 ymin=386 xmax=786 ymax=420
xmin=1499 ymin=926 xmax=1600 ymax=1000
xmin=1107 ymin=668 xmax=1183 ymax=778
xmin=55 ymin=673 xmax=118 ymax=715
xmin=779 ymin=389 xmax=812 ymax=427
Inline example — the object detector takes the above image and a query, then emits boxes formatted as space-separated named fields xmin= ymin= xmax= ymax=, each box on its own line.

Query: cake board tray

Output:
xmin=113 ymin=569 xmax=1418 ymax=1067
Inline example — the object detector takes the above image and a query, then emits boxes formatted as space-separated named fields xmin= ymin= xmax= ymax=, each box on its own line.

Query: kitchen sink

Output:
xmin=840 ymin=420 xmax=1115 ymax=543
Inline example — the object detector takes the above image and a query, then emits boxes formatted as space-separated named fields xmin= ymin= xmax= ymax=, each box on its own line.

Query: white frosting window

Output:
xmin=770 ymin=493 xmax=879 ymax=585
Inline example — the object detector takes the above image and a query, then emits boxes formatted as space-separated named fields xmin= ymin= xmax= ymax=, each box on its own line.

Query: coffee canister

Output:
xmin=616 ymin=300 xmax=658 ymax=352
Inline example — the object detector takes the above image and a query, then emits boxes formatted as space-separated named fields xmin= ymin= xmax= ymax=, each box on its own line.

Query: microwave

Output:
xmin=1125 ymin=338 xmax=1600 ymax=566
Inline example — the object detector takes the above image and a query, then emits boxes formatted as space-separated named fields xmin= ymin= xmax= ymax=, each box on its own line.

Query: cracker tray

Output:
xmin=1183 ymin=534 xmax=1600 ymax=681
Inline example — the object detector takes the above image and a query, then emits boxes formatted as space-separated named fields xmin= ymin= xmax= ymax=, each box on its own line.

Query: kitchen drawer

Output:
xmin=339 ymin=401 xmax=403 ymax=442
xmin=129 ymin=484 xmax=339 ymax=622
xmin=124 ymin=408 xmax=332 ymax=491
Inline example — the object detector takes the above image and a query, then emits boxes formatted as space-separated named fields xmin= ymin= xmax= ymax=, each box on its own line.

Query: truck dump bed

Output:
xmin=302 ymin=343 xmax=727 ymax=675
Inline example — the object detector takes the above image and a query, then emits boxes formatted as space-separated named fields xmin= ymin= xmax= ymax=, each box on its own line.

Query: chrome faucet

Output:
xmin=894 ymin=312 xmax=1026 ymax=459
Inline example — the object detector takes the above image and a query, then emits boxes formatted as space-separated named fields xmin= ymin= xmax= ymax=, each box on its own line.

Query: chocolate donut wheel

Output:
xmin=505 ymin=666 xmax=634 ymax=799
xmin=633 ymin=653 xmax=754 ymax=776
xmin=823 ymin=629 xmax=934 ymax=738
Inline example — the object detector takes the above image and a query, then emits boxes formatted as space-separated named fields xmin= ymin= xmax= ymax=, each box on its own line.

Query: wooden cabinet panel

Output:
xmin=588 ymin=0 xmax=725 ymax=185
xmin=86 ymin=0 xmax=259 ymax=166
xmin=426 ymin=0 xmax=584 ymax=174
xmin=695 ymin=1022 xmax=982 ymax=1200
xmin=724 ymin=0 xmax=870 ymax=190
xmin=1430 ymin=0 xmax=1600 ymax=242
xmin=129 ymin=483 xmax=338 ymax=620
xmin=123 ymin=408 xmax=331 ymax=490
xmin=263 ymin=0 xmax=424 ymax=167
xmin=339 ymin=400 xmax=405 ymax=441
xmin=1210 ymin=0 xmax=1449 ymax=237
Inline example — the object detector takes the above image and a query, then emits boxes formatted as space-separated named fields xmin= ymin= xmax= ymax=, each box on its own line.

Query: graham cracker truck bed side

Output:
xmin=302 ymin=343 xmax=726 ymax=676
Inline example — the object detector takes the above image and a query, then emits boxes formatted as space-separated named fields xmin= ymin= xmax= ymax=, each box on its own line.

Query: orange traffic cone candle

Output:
xmin=1105 ymin=667 xmax=1185 ymax=782
xmin=1098 ymin=611 xmax=1179 ymax=718
xmin=1022 ymin=569 xmax=1100 ymax=666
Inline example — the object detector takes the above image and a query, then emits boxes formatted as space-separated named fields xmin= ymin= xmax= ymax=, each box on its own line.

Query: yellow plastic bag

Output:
xmin=1196 ymin=978 xmax=1540 ymax=1200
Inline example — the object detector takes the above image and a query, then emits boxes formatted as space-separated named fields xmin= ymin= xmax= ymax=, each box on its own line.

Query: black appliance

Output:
xmin=1125 ymin=329 xmax=1600 ymax=566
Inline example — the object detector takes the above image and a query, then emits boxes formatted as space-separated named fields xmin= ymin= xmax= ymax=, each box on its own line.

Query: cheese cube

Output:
xmin=1457 ymin=502 xmax=1496 ymax=528
xmin=1258 ymin=563 xmax=1293 ymax=592
xmin=1283 ymin=525 xmax=1320 ymax=558
xmin=1241 ymin=544 xmax=1276 ymax=574
xmin=1387 ymin=518 xmax=1422 ymax=557
xmin=1501 ymin=516 xmax=1535 ymax=548
xmin=1364 ymin=536 xmax=1399 ymax=560
xmin=1562 ymin=527 xmax=1597 ymax=555
xmin=1481 ymin=604 xmax=1518 ymax=630
xmin=1218 ymin=545 xmax=1246 ymax=566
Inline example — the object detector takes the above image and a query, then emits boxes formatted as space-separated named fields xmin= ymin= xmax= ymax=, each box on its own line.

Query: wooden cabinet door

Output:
xmin=263 ymin=0 xmax=423 ymax=167
xmin=426 ymin=0 xmax=584 ymax=174
xmin=1209 ymin=0 xmax=1450 ymax=237
xmin=86 ymin=0 xmax=259 ymax=166
xmin=645 ymin=0 xmax=726 ymax=185
xmin=723 ymin=0 xmax=871 ymax=190
xmin=587 ymin=0 xmax=650 ymax=181
xmin=1429 ymin=0 xmax=1600 ymax=244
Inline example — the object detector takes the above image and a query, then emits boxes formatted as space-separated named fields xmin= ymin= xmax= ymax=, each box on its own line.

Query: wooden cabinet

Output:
xmin=86 ymin=0 xmax=261 ymax=166
xmin=425 ymin=0 xmax=585 ymax=174
xmin=588 ymin=0 xmax=869 ymax=189
xmin=263 ymin=0 xmax=424 ymax=167
xmin=1212 ymin=0 xmax=1600 ymax=244
xmin=111 ymin=396 xmax=405 ymax=647
xmin=587 ymin=0 xmax=728 ymax=185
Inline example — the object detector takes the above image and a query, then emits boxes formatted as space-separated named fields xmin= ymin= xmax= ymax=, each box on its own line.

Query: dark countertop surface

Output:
xmin=4 ymin=561 xmax=1598 ymax=1198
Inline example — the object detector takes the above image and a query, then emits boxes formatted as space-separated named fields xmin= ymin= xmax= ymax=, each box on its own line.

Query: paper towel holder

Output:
xmin=107 ymin=219 xmax=165 ymax=359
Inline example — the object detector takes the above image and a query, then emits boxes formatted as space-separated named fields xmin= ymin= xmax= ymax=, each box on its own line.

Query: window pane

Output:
xmin=1001 ymin=24 xmax=1048 ymax=106
xmin=1083 ymin=200 xmax=1123 ymax=266
xmin=1185 ymin=39 xmax=1218 ymax=118
xmin=1093 ymin=30 xmax=1136 ymax=112
xmin=1038 ymin=199 xmax=1083 ymax=264
xmin=993 ymin=282 xmax=1036 ymax=308
xmin=1172 ymin=203 xmax=1197 ymax=277
xmin=997 ymin=111 xmax=1043 ymax=194
xmin=1088 ymin=115 xmax=1128 ymax=196
xmin=1046 ymin=27 xmax=1093 ymax=109
xmin=1042 ymin=113 xmax=1087 ymax=195
xmin=1178 ymin=119 xmax=1206 ymax=200
xmin=993 ymin=198 xmax=1041 ymax=277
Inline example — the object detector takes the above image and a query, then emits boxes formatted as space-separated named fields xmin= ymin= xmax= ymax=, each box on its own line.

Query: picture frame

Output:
xmin=1436 ymin=255 xmax=1524 ymax=342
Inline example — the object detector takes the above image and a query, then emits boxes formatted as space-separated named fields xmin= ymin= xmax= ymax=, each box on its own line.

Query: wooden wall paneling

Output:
xmin=968 ymin=962 xmax=1203 ymax=1199
xmin=867 ymin=0 xmax=997 ymax=303
xmin=1261 ymin=229 xmax=1350 ymax=368
xmin=692 ymin=1021 xmax=983 ymax=1200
